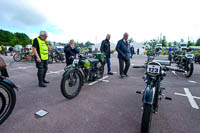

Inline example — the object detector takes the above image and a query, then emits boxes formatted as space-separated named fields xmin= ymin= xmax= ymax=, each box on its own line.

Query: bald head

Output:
xmin=39 ymin=30 xmax=48 ymax=41
xmin=123 ymin=32 xmax=129 ymax=41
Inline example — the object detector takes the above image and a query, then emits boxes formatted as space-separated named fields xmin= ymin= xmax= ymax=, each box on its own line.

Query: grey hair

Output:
xmin=124 ymin=32 xmax=128 ymax=36
xmin=106 ymin=34 xmax=111 ymax=38
xmin=69 ymin=39 xmax=74 ymax=44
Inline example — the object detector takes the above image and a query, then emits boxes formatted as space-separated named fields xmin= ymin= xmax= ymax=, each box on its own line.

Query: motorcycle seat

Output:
xmin=89 ymin=59 xmax=99 ymax=64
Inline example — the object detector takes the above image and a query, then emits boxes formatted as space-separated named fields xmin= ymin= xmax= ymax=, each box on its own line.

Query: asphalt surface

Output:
xmin=0 ymin=54 xmax=200 ymax=133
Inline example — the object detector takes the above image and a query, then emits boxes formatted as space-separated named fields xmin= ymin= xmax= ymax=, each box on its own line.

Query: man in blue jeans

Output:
xmin=100 ymin=34 xmax=113 ymax=75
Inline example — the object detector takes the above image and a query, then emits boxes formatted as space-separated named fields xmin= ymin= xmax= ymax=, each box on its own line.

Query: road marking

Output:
xmin=88 ymin=76 xmax=109 ymax=86
xmin=9 ymin=66 xmax=34 ymax=70
xmin=175 ymin=88 xmax=200 ymax=110
xmin=47 ymin=70 xmax=64 ymax=75
xmin=113 ymin=72 xmax=118 ymax=74
xmin=188 ymin=80 xmax=197 ymax=84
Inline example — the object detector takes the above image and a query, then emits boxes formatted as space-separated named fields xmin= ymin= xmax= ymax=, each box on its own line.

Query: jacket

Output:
xmin=116 ymin=39 xmax=131 ymax=60
xmin=100 ymin=39 xmax=111 ymax=58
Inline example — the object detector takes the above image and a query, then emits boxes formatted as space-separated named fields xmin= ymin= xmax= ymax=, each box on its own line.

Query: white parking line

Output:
xmin=175 ymin=88 xmax=200 ymax=110
xmin=47 ymin=70 xmax=64 ymax=75
xmin=188 ymin=80 xmax=198 ymax=84
xmin=9 ymin=66 xmax=34 ymax=70
xmin=88 ymin=76 xmax=109 ymax=86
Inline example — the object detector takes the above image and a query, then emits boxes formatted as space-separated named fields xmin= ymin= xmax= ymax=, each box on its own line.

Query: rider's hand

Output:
xmin=36 ymin=57 xmax=41 ymax=62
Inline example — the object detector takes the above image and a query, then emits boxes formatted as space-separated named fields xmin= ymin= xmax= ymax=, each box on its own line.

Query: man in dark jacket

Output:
xmin=116 ymin=33 xmax=131 ymax=78
xmin=64 ymin=39 xmax=79 ymax=66
xmin=100 ymin=34 xmax=113 ymax=75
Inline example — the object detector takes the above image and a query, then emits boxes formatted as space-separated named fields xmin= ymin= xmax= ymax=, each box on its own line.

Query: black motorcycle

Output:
xmin=0 ymin=58 xmax=18 ymax=125
xmin=175 ymin=51 xmax=194 ymax=77
xmin=48 ymin=49 xmax=65 ymax=64
xmin=194 ymin=54 xmax=200 ymax=64
xmin=60 ymin=53 xmax=105 ymax=99
xmin=137 ymin=60 xmax=171 ymax=133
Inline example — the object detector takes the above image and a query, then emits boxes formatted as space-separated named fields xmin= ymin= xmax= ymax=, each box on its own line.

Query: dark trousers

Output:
xmin=119 ymin=58 xmax=130 ymax=75
xmin=106 ymin=57 xmax=111 ymax=73
xmin=36 ymin=60 xmax=48 ymax=82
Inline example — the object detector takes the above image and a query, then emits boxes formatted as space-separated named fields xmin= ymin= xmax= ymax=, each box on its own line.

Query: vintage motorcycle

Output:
xmin=174 ymin=51 xmax=194 ymax=77
xmin=60 ymin=53 xmax=105 ymax=99
xmin=13 ymin=51 xmax=34 ymax=62
xmin=0 ymin=57 xmax=18 ymax=125
xmin=137 ymin=60 xmax=172 ymax=133
xmin=48 ymin=49 xmax=65 ymax=64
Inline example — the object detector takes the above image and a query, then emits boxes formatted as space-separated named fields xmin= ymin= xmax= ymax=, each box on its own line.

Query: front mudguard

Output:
xmin=143 ymin=85 xmax=155 ymax=105
xmin=1 ymin=78 xmax=18 ymax=91
xmin=62 ymin=67 xmax=84 ymax=86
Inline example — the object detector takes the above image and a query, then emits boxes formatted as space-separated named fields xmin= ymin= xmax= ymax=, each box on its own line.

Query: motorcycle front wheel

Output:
xmin=60 ymin=69 xmax=82 ymax=99
xmin=13 ymin=53 xmax=22 ymax=62
xmin=185 ymin=63 xmax=194 ymax=77
xmin=0 ymin=82 xmax=16 ymax=125
xmin=141 ymin=104 xmax=153 ymax=133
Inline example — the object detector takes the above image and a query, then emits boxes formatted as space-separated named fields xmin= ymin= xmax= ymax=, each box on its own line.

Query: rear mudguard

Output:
xmin=143 ymin=85 xmax=155 ymax=105
xmin=62 ymin=67 xmax=84 ymax=86
xmin=0 ymin=78 xmax=18 ymax=91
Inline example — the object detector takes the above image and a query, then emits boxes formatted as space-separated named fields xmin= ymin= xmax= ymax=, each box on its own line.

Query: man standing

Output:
xmin=64 ymin=39 xmax=79 ymax=66
xmin=116 ymin=33 xmax=131 ymax=78
xmin=33 ymin=31 xmax=51 ymax=87
xmin=130 ymin=45 xmax=135 ymax=58
xmin=100 ymin=34 xmax=113 ymax=75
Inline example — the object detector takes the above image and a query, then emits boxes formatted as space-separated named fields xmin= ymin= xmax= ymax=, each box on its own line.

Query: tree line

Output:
xmin=144 ymin=35 xmax=200 ymax=48
xmin=0 ymin=29 xmax=31 ymax=47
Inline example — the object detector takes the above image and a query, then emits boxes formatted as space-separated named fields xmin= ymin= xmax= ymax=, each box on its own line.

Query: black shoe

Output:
xmin=39 ymin=82 xmax=46 ymax=87
xmin=107 ymin=72 xmax=113 ymax=75
xmin=43 ymin=80 xmax=50 ymax=83
xmin=120 ymin=74 xmax=125 ymax=78
xmin=124 ymin=74 xmax=128 ymax=77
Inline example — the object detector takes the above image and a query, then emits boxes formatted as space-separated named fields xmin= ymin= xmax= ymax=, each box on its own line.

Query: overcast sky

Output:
xmin=0 ymin=0 xmax=200 ymax=44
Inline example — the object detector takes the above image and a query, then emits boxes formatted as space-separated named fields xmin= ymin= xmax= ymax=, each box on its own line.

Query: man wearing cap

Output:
xmin=33 ymin=31 xmax=51 ymax=87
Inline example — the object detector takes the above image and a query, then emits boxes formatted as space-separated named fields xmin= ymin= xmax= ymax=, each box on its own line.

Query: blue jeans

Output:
xmin=106 ymin=57 xmax=111 ymax=73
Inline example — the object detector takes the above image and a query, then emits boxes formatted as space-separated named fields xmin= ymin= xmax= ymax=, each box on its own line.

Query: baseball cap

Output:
xmin=39 ymin=30 xmax=48 ymax=36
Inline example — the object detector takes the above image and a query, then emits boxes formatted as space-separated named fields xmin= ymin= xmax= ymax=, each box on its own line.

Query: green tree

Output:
xmin=160 ymin=36 xmax=167 ymax=47
xmin=168 ymin=42 xmax=172 ymax=47
xmin=196 ymin=38 xmax=200 ymax=46
xmin=187 ymin=41 xmax=196 ymax=47
xmin=128 ymin=37 xmax=134 ymax=44
xmin=85 ymin=41 xmax=95 ymax=47
xmin=181 ymin=38 xmax=184 ymax=42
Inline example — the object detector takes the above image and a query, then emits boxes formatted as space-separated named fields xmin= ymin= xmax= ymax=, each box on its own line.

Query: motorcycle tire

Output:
xmin=0 ymin=82 xmax=16 ymax=125
xmin=96 ymin=63 xmax=104 ymax=79
xmin=55 ymin=56 xmax=61 ymax=63
xmin=185 ymin=63 xmax=194 ymax=78
xmin=141 ymin=104 xmax=153 ymax=133
xmin=60 ymin=69 xmax=82 ymax=99
xmin=13 ymin=53 xmax=22 ymax=62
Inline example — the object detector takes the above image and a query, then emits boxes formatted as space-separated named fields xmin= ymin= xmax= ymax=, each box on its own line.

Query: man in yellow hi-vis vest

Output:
xmin=32 ymin=31 xmax=51 ymax=87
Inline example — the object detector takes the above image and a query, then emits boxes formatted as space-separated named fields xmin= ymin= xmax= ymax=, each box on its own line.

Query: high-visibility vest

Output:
xmin=37 ymin=37 xmax=48 ymax=60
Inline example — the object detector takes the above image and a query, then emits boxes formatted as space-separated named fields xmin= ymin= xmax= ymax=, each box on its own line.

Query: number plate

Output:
xmin=73 ymin=59 xmax=79 ymax=64
xmin=147 ymin=65 xmax=160 ymax=74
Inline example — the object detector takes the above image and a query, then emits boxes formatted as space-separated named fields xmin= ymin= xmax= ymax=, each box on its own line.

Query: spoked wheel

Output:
xmin=13 ymin=53 xmax=22 ymax=62
xmin=141 ymin=104 xmax=153 ymax=133
xmin=96 ymin=63 xmax=104 ymax=79
xmin=0 ymin=83 xmax=16 ymax=125
xmin=55 ymin=56 xmax=61 ymax=63
xmin=61 ymin=69 xmax=82 ymax=99
xmin=185 ymin=63 xmax=194 ymax=77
